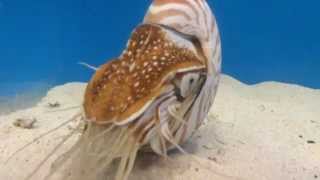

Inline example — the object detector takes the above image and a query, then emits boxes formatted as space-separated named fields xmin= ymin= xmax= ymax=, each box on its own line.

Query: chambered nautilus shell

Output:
xmin=24 ymin=0 xmax=222 ymax=180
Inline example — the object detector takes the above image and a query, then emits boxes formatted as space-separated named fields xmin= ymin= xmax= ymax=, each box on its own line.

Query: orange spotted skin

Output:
xmin=84 ymin=24 xmax=205 ymax=125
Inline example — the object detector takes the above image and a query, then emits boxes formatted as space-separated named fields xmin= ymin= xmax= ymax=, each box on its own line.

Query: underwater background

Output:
xmin=0 ymin=0 xmax=319 ymax=112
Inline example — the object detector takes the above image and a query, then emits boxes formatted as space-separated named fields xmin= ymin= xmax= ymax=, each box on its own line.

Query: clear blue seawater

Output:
xmin=0 ymin=0 xmax=319 ymax=111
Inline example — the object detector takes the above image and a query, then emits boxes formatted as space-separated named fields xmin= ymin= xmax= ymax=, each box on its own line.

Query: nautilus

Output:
xmin=22 ymin=0 xmax=222 ymax=179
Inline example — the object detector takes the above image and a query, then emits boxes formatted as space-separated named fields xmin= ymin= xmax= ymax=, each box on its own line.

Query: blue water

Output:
xmin=0 ymin=0 xmax=319 ymax=97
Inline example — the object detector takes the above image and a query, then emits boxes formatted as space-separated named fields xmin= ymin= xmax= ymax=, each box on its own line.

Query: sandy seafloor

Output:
xmin=0 ymin=74 xmax=319 ymax=180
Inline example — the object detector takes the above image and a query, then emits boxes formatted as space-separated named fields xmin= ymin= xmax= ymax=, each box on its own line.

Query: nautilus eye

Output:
xmin=179 ymin=73 xmax=203 ymax=98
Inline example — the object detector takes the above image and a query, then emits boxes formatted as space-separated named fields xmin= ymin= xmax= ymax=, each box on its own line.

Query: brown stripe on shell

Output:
xmin=84 ymin=24 xmax=205 ymax=125
xmin=144 ymin=9 xmax=192 ymax=25
xmin=194 ymin=0 xmax=209 ymax=41
xmin=152 ymin=0 xmax=189 ymax=6
xmin=147 ymin=0 xmax=201 ymax=25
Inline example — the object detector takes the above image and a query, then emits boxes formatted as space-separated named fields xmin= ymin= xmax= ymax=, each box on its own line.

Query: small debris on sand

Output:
xmin=48 ymin=101 xmax=61 ymax=108
xmin=258 ymin=104 xmax=266 ymax=111
xmin=307 ymin=140 xmax=316 ymax=144
xmin=207 ymin=156 xmax=218 ymax=162
xmin=202 ymin=144 xmax=215 ymax=150
xmin=13 ymin=117 xmax=37 ymax=129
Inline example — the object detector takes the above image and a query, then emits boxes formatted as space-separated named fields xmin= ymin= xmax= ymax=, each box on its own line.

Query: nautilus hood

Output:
xmin=84 ymin=24 xmax=206 ymax=125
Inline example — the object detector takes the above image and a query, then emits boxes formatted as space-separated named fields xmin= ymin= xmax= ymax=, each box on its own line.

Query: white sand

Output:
xmin=0 ymin=75 xmax=319 ymax=180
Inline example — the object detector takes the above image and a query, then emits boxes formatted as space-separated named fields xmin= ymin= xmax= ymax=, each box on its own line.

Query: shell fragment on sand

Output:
xmin=13 ymin=117 xmax=37 ymax=129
